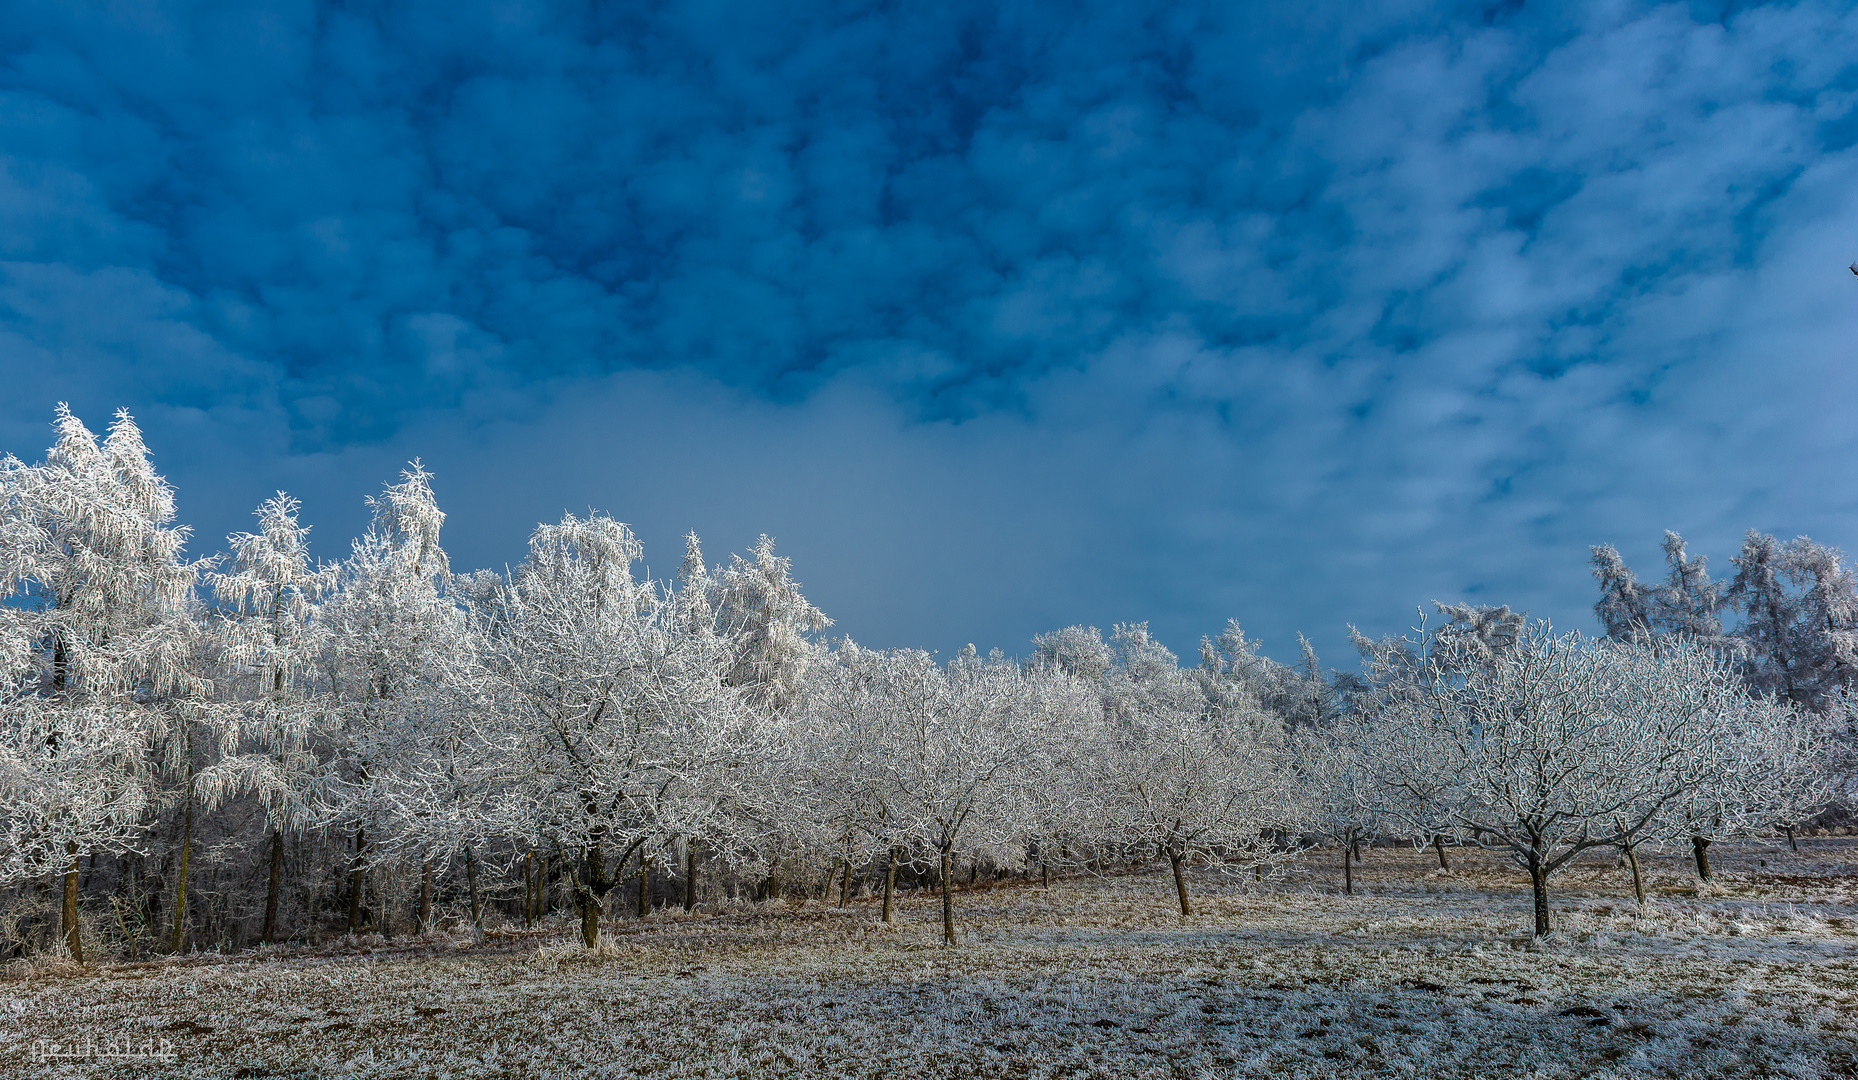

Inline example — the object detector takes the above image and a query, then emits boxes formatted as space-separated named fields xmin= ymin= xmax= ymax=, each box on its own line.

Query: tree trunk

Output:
xmin=1529 ymin=862 xmax=1551 ymax=937
xmin=61 ymin=842 xmax=83 ymax=965
xmin=1169 ymin=852 xmax=1191 ymax=918
xmin=685 ymin=842 xmax=698 ymax=913
xmin=171 ymin=783 xmax=194 ymax=953
xmin=465 ymin=846 xmax=483 ymax=930
xmin=1523 ymin=851 xmax=1553 ymax=933
xmin=578 ymin=841 xmax=605 ymax=949
xmin=1691 ymin=836 xmax=1712 ymax=881
xmin=1433 ymin=834 xmax=1449 ymax=870
xmin=637 ymin=854 xmax=653 ymax=918
xmin=1342 ymin=831 xmax=1354 ymax=896
xmin=262 ymin=828 xmax=284 ymax=945
xmin=940 ymin=848 xmax=955 ymax=946
xmin=579 ymin=892 xmax=599 ymax=948
xmin=1784 ymin=824 xmax=1797 ymax=853
xmin=418 ymin=857 xmax=434 ymax=932
xmin=347 ymin=828 xmax=366 ymax=934
xmin=1041 ymin=855 xmax=1050 ymax=890
xmin=882 ymin=847 xmax=898 ymax=924
xmin=1625 ymin=845 xmax=1645 ymax=904
xmin=521 ymin=852 xmax=533 ymax=929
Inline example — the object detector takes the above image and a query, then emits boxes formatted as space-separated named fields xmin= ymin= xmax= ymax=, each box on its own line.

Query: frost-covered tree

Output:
xmin=1373 ymin=625 xmax=1772 ymax=936
xmin=1083 ymin=624 xmax=1300 ymax=917
xmin=457 ymin=514 xmax=747 ymax=948
xmin=1727 ymin=532 xmax=1858 ymax=713
xmin=0 ymin=406 xmax=204 ymax=961
xmin=318 ymin=463 xmax=466 ymax=934
xmin=1591 ymin=543 xmax=1654 ymax=642
xmin=146 ymin=623 xmax=248 ymax=953
xmin=714 ymin=535 xmax=831 ymax=718
xmin=830 ymin=647 xmax=1039 ymax=945
xmin=206 ymin=494 xmax=335 ymax=943
xmin=1294 ymin=710 xmax=1392 ymax=895
xmin=1031 ymin=625 xmax=1115 ymax=685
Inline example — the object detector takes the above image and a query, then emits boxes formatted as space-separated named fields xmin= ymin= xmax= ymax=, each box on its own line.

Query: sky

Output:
xmin=2 ymin=0 xmax=1856 ymax=670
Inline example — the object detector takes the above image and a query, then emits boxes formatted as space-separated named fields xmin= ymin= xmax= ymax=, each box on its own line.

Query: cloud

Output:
xmin=1 ymin=1 xmax=1856 ymax=665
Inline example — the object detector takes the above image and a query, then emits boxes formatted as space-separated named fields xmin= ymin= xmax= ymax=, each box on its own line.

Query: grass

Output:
xmin=4 ymin=837 xmax=1857 ymax=1078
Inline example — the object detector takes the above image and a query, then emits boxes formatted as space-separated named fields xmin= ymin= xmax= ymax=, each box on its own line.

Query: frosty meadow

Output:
xmin=1 ymin=406 xmax=1854 ymax=1077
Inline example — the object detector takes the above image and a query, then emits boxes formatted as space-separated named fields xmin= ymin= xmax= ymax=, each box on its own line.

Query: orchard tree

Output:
xmin=849 ymin=647 xmax=1039 ymax=945
xmin=460 ymin=514 xmax=748 ymax=948
xmin=789 ymin=641 xmax=903 ymax=914
xmin=1659 ymin=691 xmax=1828 ymax=883
xmin=1374 ymin=624 xmax=1769 ymax=936
xmin=1294 ymin=711 xmax=1392 ymax=895
xmin=1084 ymin=624 xmax=1300 ymax=917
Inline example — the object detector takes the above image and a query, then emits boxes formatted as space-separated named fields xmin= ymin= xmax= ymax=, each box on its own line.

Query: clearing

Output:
xmin=5 ymin=838 xmax=1857 ymax=1078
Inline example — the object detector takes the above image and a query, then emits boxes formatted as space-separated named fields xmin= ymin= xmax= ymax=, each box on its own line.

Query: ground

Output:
xmin=4 ymin=838 xmax=1857 ymax=1079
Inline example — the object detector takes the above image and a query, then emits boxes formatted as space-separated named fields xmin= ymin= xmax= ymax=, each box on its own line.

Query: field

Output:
xmin=4 ymin=838 xmax=1857 ymax=1079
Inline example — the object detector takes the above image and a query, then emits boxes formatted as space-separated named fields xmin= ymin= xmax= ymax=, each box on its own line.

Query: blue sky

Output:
xmin=3 ymin=0 xmax=1856 ymax=668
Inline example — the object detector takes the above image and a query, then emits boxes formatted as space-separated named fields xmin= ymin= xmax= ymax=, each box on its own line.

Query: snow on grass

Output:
xmin=4 ymin=838 xmax=1857 ymax=1078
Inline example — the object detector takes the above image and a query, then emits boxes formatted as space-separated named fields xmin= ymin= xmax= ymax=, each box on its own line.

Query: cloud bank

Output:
xmin=2 ymin=1 xmax=1856 ymax=665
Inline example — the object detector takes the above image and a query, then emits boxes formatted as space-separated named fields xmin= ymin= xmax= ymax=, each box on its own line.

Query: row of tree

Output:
xmin=0 ymin=408 xmax=1844 ymax=959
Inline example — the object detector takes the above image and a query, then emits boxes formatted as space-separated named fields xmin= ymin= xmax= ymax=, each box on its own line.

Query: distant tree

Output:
xmin=1196 ymin=620 xmax=1337 ymax=731
xmin=1591 ymin=543 xmax=1655 ymax=642
xmin=1649 ymin=532 xmax=1727 ymax=645
xmin=1727 ymin=532 xmax=1858 ymax=713
xmin=1031 ymin=624 xmax=1115 ymax=685
xmin=714 ymin=536 xmax=831 ymax=718
xmin=1430 ymin=602 xmax=1526 ymax=664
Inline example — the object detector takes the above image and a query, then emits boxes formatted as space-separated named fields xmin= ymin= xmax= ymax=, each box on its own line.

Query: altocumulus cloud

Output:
xmin=1 ymin=0 xmax=1855 ymax=664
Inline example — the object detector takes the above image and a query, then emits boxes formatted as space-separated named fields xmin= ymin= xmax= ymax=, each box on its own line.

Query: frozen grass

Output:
xmin=5 ymin=838 xmax=1857 ymax=1078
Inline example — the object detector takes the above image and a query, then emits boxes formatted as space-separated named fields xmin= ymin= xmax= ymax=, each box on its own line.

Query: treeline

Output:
xmin=0 ymin=408 xmax=1846 ymax=961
